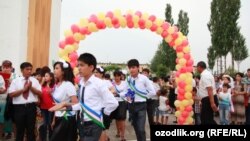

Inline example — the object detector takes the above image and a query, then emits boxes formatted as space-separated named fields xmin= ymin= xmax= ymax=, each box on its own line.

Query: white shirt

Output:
xmin=158 ymin=96 xmax=170 ymax=111
xmin=72 ymin=75 xmax=118 ymax=121
xmin=53 ymin=81 xmax=77 ymax=117
xmin=120 ymin=74 xmax=156 ymax=102
xmin=113 ymin=81 xmax=127 ymax=102
xmin=8 ymin=76 xmax=41 ymax=104
xmin=198 ymin=69 xmax=216 ymax=99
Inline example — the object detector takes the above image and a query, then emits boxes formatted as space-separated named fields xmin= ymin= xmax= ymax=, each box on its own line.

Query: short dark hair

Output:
xmin=222 ymin=83 xmax=231 ymax=89
xmin=78 ymin=53 xmax=97 ymax=72
xmin=53 ymin=61 xmax=75 ymax=85
xmin=127 ymin=59 xmax=139 ymax=68
xmin=197 ymin=61 xmax=207 ymax=69
xmin=142 ymin=68 xmax=150 ymax=74
xmin=113 ymin=70 xmax=122 ymax=76
xmin=20 ymin=62 xmax=33 ymax=70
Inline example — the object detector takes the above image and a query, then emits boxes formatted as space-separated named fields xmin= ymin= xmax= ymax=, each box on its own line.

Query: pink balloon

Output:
xmin=96 ymin=20 xmax=106 ymax=29
xmin=69 ymin=52 xmax=78 ymax=61
xmin=181 ymin=39 xmax=189 ymax=46
xmin=59 ymin=40 xmax=66 ymax=49
xmin=161 ymin=22 xmax=170 ymax=30
xmin=127 ymin=21 xmax=134 ymax=28
xmin=184 ymin=53 xmax=191 ymax=60
xmin=161 ymin=31 xmax=168 ymax=38
xmin=185 ymin=106 xmax=193 ymax=112
xmin=111 ymin=17 xmax=119 ymax=26
xmin=150 ymin=24 xmax=157 ymax=32
xmin=65 ymin=36 xmax=75 ymax=45
xmin=138 ymin=19 xmax=146 ymax=29
xmin=89 ymin=14 xmax=98 ymax=23
xmin=178 ymin=81 xmax=186 ymax=89
xmin=80 ymin=27 xmax=88 ymax=35
xmin=180 ymin=67 xmax=187 ymax=73
xmin=106 ymin=11 xmax=114 ymax=18
xmin=148 ymin=15 xmax=156 ymax=22
xmin=178 ymin=88 xmax=185 ymax=95
xmin=135 ymin=11 xmax=142 ymax=17
xmin=71 ymin=24 xmax=80 ymax=33
xmin=187 ymin=59 xmax=194 ymax=67
xmin=172 ymin=32 xmax=179 ymax=40
xmin=176 ymin=45 xmax=184 ymax=52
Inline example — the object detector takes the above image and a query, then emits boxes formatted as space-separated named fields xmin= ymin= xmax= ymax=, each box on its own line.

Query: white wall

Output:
xmin=0 ymin=0 xmax=29 ymax=75
xmin=49 ymin=0 xmax=62 ymax=69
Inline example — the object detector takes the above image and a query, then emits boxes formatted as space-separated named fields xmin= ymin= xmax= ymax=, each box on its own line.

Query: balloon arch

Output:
xmin=58 ymin=10 xmax=194 ymax=125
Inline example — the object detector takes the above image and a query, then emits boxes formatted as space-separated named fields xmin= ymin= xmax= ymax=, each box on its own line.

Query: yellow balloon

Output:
xmin=97 ymin=12 xmax=106 ymax=20
xmin=104 ymin=18 xmax=112 ymax=28
xmin=119 ymin=17 xmax=127 ymax=28
xmin=61 ymin=56 xmax=70 ymax=62
xmin=179 ymin=58 xmax=187 ymax=66
xmin=141 ymin=13 xmax=149 ymax=20
xmin=145 ymin=20 xmax=152 ymax=29
xmin=183 ymin=46 xmax=191 ymax=53
xmin=174 ymin=100 xmax=180 ymax=107
xmin=189 ymin=99 xmax=194 ymax=105
xmin=64 ymin=29 xmax=73 ymax=37
xmin=176 ymin=64 xmax=181 ymax=71
xmin=184 ymin=92 xmax=193 ymax=99
xmin=167 ymin=26 xmax=175 ymax=34
xmin=156 ymin=27 xmax=163 ymax=35
xmin=185 ymin=84 xmax=193 ymax=92
xmin=65 ymin=45 xmax=74 ymax=53
xmin=165 ymin=35 xmax=173 ymax=43
xmin=177 ymin=52 xmax=184 ymax=58
xmin=175 ymin=111 xmax=181 ymax=118
xmin=79 ymin=18 xmax=89 ymax=28
xmin=175 ymin=37 xmax=183 ymax=47
xmin=58 ymin=49 xmax=66 ymax=58
xmin=155 ymin=19 xmax=163 ymax=26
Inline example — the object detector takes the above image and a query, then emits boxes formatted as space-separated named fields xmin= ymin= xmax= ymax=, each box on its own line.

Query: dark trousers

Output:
xmin=130 ymin=102 xmax=147 ymax=141
xmin=82 ymin=122 xmax=103 ymax=141
xmin=39 ymin=109 xmax=53 ymax=141
xmin=201 ymin=95 xmax=218 ymax=125
xmin=13 ymin=103 xmax=37 ymax=141
xmin=50 ymin=116 xmax=77 ymax=141
xmin=147 ymin=99 xmax=158 ymax=125
xmin=246 ymin=104 xmax=250 ymax=125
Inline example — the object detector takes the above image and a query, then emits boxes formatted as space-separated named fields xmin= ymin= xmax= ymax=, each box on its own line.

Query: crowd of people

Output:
xmin=0 ymin=55 xmax=250 ymax=141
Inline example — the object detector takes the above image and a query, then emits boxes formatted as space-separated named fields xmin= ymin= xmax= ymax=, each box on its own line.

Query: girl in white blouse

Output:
xmin=50 ymin=61 xmax=78 ymax=141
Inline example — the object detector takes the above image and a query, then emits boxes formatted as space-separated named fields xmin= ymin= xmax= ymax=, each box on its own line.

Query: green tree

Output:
xmin=177 ymin=10 xmax=189 ymax=36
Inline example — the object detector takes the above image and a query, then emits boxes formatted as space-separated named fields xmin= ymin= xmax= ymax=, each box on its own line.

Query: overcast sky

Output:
xmin=60 ymin=0 xmax=250 ymax=72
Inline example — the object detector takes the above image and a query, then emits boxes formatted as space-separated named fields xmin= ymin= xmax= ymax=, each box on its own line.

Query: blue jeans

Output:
xmin=246 ymin=104 xmax=250 ymax=125
xmin=219 ymin=104 xmax=230 ymax=125
xmin=129 ymin=102 xmax=147 ymax=141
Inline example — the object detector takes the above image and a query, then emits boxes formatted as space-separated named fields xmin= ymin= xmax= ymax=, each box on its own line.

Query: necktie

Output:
xmin=23 ymin=79 xmax=29 ymax=99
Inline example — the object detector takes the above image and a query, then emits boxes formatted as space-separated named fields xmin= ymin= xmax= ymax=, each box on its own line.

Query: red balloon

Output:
xmin=138 ymin=19 xmax=146 ymax=29
xmin=69 ymin=52 xmax=78 ymax=61
xmin=71 ymin=24 xmax=80 ymax=33
xmin=89 ymin=14 xmax=98 ymax=23
xmin=185 ymin=106 xmax=193 ymax=112
xmin=80 ymin=27 xmax=88 ymax=35
xmin=106 ymin=11 xmax=114 ymax=19
xmin=181 ymin=111 xmax=189 ymax=118
xmin=178 ymin=81 xmax=186 ymax=89
xmin=149 ymin=15 xmax=156 ymax=22
xmin=96 ymin=20 xmax=106 ymax=29
xmin=65 ymin=36 xmax=75 ymax=45
xmin=161 ymin=31 xmax=168 ymax=38
xmin=178 ymin=88 xmax=185 ymax=95
xmin=162 ymin=22 xmax=170 ymax=30
xmin=184 ymin=53 xmax=191 ymax=60
xmin=135 ymin=11 xmax=142 ymax=17
xmin=150 ymin=24 xmax=157 ymax=32
xmin=59 ymin=40 xmax=66 ymax=49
